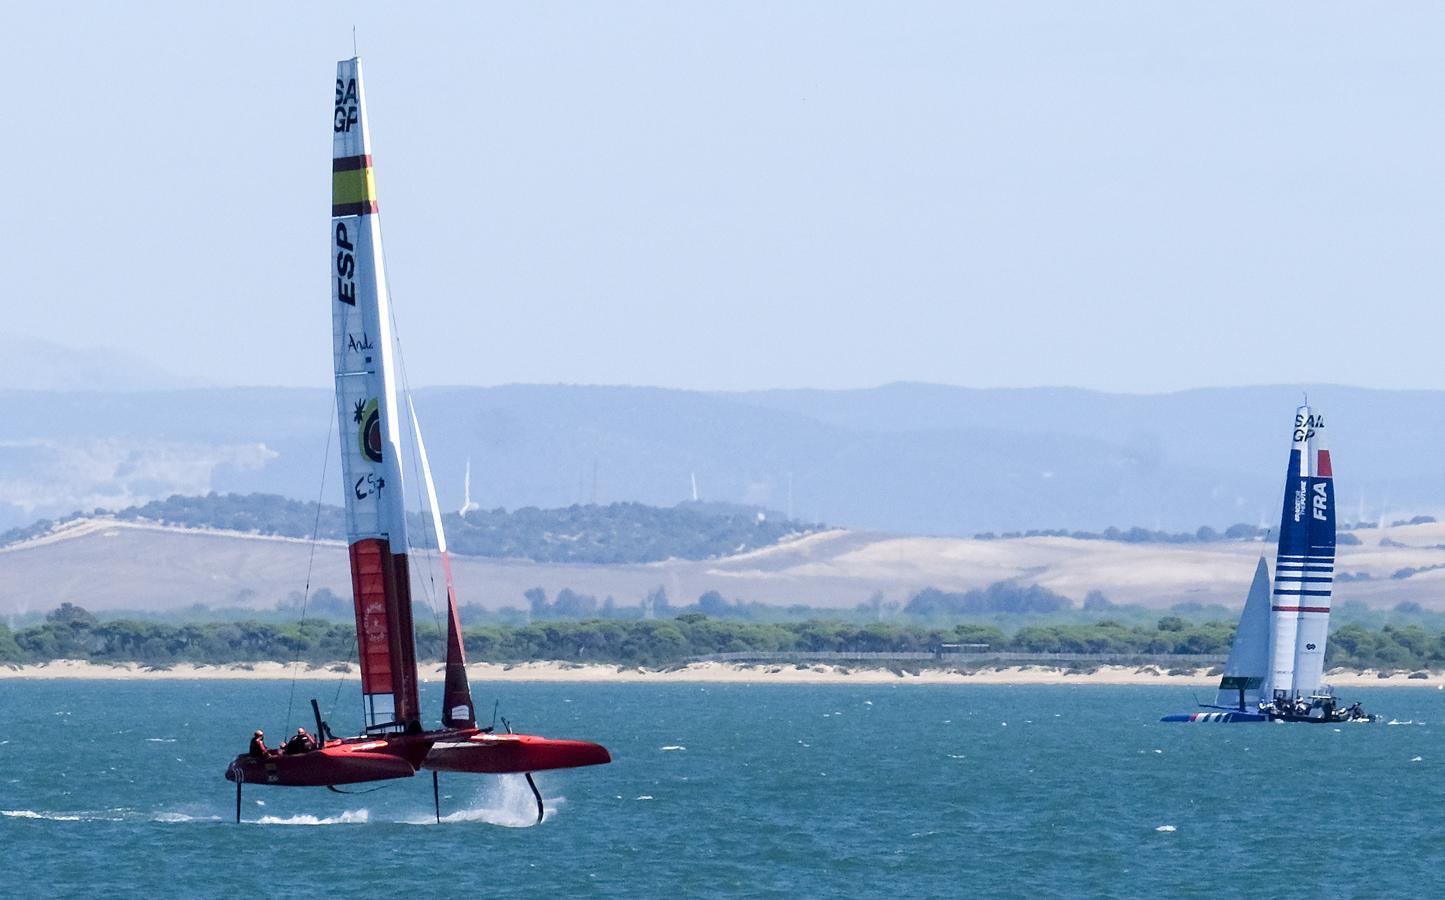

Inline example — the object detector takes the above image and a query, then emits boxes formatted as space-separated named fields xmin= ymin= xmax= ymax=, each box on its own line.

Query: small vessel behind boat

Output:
xmin=1163 ymin=404 xmax=1375 ymax=724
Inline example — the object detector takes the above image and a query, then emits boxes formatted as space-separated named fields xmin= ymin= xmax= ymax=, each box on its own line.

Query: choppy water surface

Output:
xmin=2 ymin=679 xmax=1442 ymax=898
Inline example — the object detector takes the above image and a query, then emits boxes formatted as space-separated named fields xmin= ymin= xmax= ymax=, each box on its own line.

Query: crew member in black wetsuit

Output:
xmin=248 ymin=729 xmax=269 ymax=757
xmin=283 ymin=727 xmax=318 ymax=754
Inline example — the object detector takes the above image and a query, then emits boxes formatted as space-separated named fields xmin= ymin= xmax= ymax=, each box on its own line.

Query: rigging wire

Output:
xmin=283 ymin=394 xmax=338 ymax=734
xmin=328 ymin=639 xmax=357 ymax=728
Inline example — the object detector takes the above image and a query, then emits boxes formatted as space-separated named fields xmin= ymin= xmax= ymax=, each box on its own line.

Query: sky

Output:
xmin=4 ymin=3 xmax=1443 ymax=393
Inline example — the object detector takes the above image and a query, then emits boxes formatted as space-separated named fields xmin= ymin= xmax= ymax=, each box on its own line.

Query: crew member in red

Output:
xmin=248 ymin=730 xmax=269 ymax=757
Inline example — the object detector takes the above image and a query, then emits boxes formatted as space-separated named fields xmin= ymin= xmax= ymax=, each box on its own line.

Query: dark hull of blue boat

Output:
xmin=1161 ymin=710 xmax=1268 ymax=723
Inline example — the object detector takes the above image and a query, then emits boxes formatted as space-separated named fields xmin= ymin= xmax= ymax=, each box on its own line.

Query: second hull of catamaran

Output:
xmin=425 ymin=730 xmax=611 ymax=774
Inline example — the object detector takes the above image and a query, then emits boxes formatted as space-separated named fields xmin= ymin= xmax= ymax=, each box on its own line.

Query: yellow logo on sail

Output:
xmin=354 ymin=398 xmax=382 ymax=463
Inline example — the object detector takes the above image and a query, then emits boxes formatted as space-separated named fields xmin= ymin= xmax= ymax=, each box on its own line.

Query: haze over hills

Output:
xmin=9 ymin=337 xmax=202 ymax=392
xmin=4 ymin=382 xmax=1443 ymax=535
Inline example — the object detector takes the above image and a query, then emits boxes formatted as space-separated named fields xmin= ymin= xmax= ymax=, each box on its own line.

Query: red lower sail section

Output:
xmin=424 ymin=729 xmax=611 ymax=774
xmin=225 ymin=734 xmax=434 ymax=787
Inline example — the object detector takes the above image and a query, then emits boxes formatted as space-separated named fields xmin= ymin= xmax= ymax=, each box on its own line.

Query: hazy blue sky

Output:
xmin=5 ymin=3 xmax=1442 ymax=392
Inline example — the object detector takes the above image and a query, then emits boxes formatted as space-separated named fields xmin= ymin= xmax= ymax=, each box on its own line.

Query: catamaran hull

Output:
xmin=424 ymin=731 xmax=611 ymax=774
xmin=225 ymin=735 xmax=433 ymax=786
xmin=1161 ymin=711 xmax=1268 ymax=723
xmin=1162 ymin=710 xmax=1373 ymax=724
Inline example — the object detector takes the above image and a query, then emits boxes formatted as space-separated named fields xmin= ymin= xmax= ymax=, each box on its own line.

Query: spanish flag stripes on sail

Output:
xmin=333 ymin=155 xmax=377 ymax=216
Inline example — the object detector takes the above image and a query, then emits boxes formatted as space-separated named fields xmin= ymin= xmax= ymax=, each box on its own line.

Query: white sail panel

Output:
xmin=1215 ymin=557 xmax=1272 ymax=710
xmin=1266 ymin=405 xmax=1312 ymax=698
xmin=1290 ymin=418 xmax=1334 ymax=695
xmin=332 ymin=58 xmax=407 ymax=547
xmin=330 ymin=57 xmax=419 ymax=732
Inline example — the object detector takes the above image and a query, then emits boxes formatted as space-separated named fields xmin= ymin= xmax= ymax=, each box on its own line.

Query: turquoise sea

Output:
xmin=1 ymin=678 xmax=1442 ymax=899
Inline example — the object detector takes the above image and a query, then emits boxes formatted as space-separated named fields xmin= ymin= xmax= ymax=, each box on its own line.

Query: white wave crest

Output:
xmin=255 ymin=810 xmax=370 ymax=826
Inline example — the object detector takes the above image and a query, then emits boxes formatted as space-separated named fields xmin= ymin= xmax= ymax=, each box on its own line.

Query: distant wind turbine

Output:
xmin=459 ymin=457 xmax=480 ymax=516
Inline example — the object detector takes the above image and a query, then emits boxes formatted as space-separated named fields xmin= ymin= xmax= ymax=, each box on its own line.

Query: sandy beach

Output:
xmin=2 ymin=659 xmax=1443 ymax=687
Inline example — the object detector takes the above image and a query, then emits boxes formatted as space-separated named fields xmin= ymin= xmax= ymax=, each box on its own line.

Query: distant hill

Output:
xmin=3 ymin=382 xmax=1443 ymax=535
xmin=5 ymin=512 xmax=1445 ymax=619
xmin=3 ymin=493 xmax=819 ymax=565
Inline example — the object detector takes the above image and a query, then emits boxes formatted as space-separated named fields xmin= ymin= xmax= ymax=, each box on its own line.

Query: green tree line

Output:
xmin=7 ymin=603 xmax=1445 ymax=671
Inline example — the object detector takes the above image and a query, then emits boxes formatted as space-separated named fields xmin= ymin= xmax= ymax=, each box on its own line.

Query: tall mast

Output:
xmin=330 ymin=57 xmax=421 ymax=733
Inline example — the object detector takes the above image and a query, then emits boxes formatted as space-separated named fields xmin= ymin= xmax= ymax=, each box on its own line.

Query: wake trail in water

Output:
xmin=254 ymin=810 xmax=370 ymax=826
xmin=3 ymin=809 xmax=83 ymax=821
xmin=153 ymin=812 xmax=224 ymax=823
xmin=3 ymin=808 xmax=128 ymax=822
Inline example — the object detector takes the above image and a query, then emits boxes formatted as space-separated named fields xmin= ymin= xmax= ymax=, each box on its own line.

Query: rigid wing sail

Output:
xmin=1268 ymin=405 xmax=1335 ymax=701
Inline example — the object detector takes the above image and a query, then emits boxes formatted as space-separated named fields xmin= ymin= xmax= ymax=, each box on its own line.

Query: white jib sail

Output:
xmin=1215 ymin=557 xmax=1272 ymax=710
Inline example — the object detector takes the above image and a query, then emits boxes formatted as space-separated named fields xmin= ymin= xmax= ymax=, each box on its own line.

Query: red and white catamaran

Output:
xmin=225 ymin=57 xmax=609 ymax=817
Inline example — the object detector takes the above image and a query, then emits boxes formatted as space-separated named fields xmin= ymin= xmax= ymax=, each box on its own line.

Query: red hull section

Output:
xmin=225 ymin=735 xmax=433 ymax=787
xmin=424 ymin=729 xmax=611 ymax=774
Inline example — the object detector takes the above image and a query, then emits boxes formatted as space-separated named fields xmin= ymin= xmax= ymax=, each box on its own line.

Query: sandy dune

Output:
xmin=4 ymin=517 xmax=1445 ymax=616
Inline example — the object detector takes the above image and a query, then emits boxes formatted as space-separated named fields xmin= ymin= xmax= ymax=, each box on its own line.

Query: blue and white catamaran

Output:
xmin=1164 ymin=404 xmax=1374 ymax=724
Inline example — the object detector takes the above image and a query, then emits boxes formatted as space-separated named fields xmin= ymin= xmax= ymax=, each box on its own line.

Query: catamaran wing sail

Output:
xmin=1291 ymin=419 xmax=1335 ymax=696
xmin=1267 ymin=405 xmax=1314 ymax=699
xmin=1215 ymin=557 xmax=1272 ymax=710
xmin=408 ymin=399 xmax=477 ymax=729
xmin=331 ymin=57 xmax=421 ymax=734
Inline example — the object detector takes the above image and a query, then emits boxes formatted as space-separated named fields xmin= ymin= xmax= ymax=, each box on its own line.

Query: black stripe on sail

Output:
xmin=333 ymin=154 xmax=373 ymax=172
xmin=332 ymin=201 xmax=379 ymax=217
xmin=1219 ymin=675 xmax=1263 ymax=690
